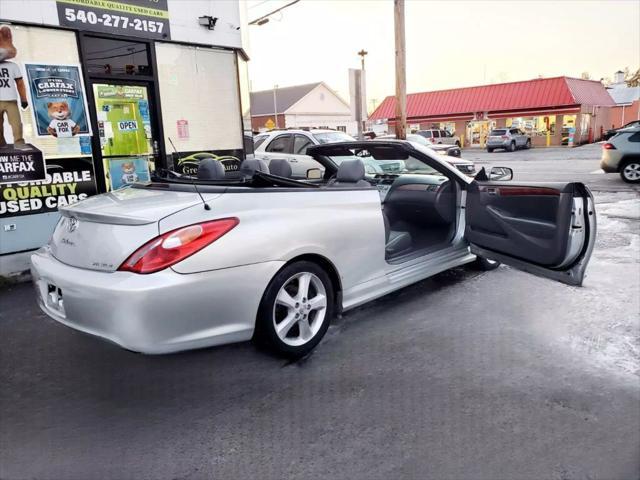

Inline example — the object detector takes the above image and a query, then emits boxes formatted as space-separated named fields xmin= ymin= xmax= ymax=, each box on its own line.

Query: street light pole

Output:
xmin=273 ymin=84 xmax=278 ymax=129
xmin=394 ymin=0 xmax=407 ymax=139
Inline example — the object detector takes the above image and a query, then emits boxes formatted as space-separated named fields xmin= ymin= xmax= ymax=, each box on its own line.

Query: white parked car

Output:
xmin=415 ymin=129 xmax=461 ymax=147
xmin=254 ymin=129 xmax=355 ymax=178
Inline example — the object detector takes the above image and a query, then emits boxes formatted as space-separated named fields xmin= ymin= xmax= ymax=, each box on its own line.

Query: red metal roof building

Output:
xmin=369 ymin=77 xmax=616 ymax=147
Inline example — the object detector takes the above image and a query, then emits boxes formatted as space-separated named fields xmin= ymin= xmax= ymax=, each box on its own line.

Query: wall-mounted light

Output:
xmin=198 ymin=15 xmax=218 ymax=30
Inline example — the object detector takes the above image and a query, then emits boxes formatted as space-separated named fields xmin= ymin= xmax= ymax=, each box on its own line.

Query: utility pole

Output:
xmin=394 ymin=0 xmax=407 ymax=139
xmin=273 ymin=84 xmax=278 ymax=129
xmin=358 ymin=49 xmax=368 ymax=136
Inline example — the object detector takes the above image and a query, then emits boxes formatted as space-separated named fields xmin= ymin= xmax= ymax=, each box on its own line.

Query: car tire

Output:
xmin=455 ymin=141 xmax=461 ymax=147
xmin=620 ymin=159 xmax=640 ymax=183
xmin=508 ymin=141 xmax=516 ymax=152
xmin=487 ymin=148 xmax=494 ymax=153
xmin=472 ymin=256 xmax=501 ymax=271
xmin=525 ymin=139 xmax=531 ymax=149
xmin=254 ymin=261 xmax=334 ymax=358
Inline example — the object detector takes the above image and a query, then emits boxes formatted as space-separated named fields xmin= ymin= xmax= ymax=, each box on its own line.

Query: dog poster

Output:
xmin=24 ymin=63 xmax=92 ymax=138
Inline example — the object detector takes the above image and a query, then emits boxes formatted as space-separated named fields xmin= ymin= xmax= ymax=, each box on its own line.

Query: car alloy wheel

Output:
xmin=255 ymin=261 xmax=334 ymax=357
xmin=621 ymin=161 xmax=640 ymax=183
xmin=509 ymin=141 xmax=516 ymax=152
xmin=525 ymin=139 xmax=531 ymax=149
xmin=273 ymin=272 xmax=327 ymax=347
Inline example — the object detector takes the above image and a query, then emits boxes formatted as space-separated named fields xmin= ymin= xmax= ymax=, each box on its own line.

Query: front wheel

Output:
xmin=620 ymin=159 xmax=640 ymax=183
xmin=254 ymin=261 xmax=334 ymax=358
xmin=472 ymin=256 xmax=501 ymax=271
xmin=487 ymin=147 xmax=494 ymax=153
xmin=525 ymin=139 xmax=531 ymax=149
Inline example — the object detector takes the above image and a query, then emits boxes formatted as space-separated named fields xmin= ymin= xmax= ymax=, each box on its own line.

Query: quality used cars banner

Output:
xmin=24 ymin=63 xmax=92 ymax=138
xmin=0 ymin=157 xmax=97 ymax=218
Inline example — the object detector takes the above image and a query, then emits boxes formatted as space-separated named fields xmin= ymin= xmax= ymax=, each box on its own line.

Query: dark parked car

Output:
xmin=604 ymin=120 xmax=640 ymax=141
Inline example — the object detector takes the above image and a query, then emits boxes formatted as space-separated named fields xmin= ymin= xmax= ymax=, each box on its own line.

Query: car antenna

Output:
xmin=168 ymin=137 xmax=210 ymax=211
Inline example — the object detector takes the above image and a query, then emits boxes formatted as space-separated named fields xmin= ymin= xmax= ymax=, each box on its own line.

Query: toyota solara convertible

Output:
xmin=31 ymin=141 xmax=596 ymax=357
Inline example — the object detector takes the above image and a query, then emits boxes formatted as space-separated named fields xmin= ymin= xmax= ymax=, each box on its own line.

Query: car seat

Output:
xmin=240 ymin=158 xmax=269 ymax=176
xmin=326 ymin=159 xmax=371 ymax=188
xmin=197 ymin=158 xmax=226 ymax=180
xmin=268 ymin=159 xmax=293 ymax=178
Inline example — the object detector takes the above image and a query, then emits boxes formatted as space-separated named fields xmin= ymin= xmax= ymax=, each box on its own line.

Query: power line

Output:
xmin=249 ymin=0 xmax=300 ymax=25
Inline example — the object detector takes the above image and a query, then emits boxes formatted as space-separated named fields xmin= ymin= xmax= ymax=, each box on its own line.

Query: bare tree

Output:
xmin=625 ymin=67 xmax=640 ymax=87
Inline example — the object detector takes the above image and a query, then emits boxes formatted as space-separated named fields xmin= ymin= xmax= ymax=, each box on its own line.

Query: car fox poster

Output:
xmin=24 ymin=63 xmax=92 ymax=138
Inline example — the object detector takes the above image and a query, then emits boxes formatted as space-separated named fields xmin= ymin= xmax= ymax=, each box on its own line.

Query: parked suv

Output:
xmin=254 ymin=129 xmax=355 ymax=177
xmin=600 ymin=126 xmax=640 ymax=183
xmin=415 ymin=129 xmax=461 ymax=147
xmin=487 ymin=128 xmax=531 ymax=152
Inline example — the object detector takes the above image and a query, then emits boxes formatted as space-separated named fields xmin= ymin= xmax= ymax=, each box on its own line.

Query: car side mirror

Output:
xmin=306 ymin=168 xmax=322 ymax=180
xmin=489 ymin=166 xmax=513 ymax=181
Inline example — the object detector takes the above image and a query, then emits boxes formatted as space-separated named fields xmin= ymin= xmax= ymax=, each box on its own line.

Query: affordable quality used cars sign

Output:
xmin=0 ymin=158 xmax=97 ymax=218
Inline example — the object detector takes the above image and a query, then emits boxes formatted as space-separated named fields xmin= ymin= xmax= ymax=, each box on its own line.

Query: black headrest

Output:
xmin=268 ymin=159 xmax=292 ymax=178
xmin=240 ymin=158 xmax=269 ymax=175
xmin=336 ymin=159 xmax=366 ymax=183
xmin=197 ymin=159 xmax=226 ymax=180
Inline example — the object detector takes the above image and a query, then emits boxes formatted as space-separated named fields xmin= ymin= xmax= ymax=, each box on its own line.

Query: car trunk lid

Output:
xmin=50 ymin=187 xmax=221 ymax=272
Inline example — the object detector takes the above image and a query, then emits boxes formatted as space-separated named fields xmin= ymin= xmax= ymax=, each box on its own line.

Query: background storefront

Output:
xmin=0 ymin=0 xmax=249 ymax=275
xmin=369 ymin=76 xmax=615 ymax=148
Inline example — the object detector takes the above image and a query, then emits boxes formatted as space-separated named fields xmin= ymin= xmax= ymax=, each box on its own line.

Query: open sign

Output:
xmin=118 ymin=120 xmax=138 ymax=131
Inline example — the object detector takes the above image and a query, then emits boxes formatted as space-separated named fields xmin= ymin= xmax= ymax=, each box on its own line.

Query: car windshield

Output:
xmin=490 ymin=129 xmax=507 ymax=136
xmin=312 ymin=131 xmax=356 ymax=144
xmin=329 ymin=146 xmax=441 ymax=176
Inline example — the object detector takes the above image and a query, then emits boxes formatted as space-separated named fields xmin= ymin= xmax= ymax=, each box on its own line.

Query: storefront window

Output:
xmin=84 ymin=37 xmax=151 ymax=77
xmin=155 ymin=43 xmax=243 ymax=170
xmin=506 ymin=116 xmax=556 ymax=137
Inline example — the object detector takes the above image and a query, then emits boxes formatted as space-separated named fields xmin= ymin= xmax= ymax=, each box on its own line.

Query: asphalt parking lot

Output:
xmin=1 ymin=144 xmax=639 ymax=480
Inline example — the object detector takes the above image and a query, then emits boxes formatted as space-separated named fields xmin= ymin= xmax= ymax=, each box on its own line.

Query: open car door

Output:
xmin=465 ymin=181 xmax=596 ymax=286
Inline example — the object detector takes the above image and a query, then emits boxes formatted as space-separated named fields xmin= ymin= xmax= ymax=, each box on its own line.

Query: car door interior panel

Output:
xmin=465 ymin=182 xmax=590 ymax=269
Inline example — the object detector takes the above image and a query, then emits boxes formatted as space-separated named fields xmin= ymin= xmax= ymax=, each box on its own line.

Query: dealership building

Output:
xmin=0 ymin=0 xmax=250 ymax=276
xmin=369 ymin=76 xmax=616 ymax=148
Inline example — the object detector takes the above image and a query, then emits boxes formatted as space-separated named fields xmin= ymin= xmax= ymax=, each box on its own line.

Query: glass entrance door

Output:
xmin=93 ymin=83 xmax=156 ymax=190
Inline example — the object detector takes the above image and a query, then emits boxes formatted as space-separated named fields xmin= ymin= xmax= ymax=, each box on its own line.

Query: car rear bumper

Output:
xmin=31 ymin=246 xmax=284 ymax=354
xmin=486 ymin=141 xmax=509 ymax=148
xmin=600 ymin=150 xmax=622 ymax=173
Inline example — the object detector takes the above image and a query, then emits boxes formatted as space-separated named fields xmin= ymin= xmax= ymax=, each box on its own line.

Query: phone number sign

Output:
xmin=57 ymin=0 xmax=170 ymax=40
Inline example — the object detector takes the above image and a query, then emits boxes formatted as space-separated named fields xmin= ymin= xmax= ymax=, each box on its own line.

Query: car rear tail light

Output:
xmin=119 ymin=218 xmax=239 ymax=274
xmin=603 ymin=143 xmax=616 ymax=150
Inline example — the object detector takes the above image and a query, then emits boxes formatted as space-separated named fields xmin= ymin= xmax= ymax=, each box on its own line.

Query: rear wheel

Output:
xmin=472 ymin=255 xmax=501 ymax=271
xmin=508 ymin=141 xmax=516 ymax=152
xmin=455 ymin=141 xmax=461 ymax=147
xmin=620 ymin=159 xmax=640 ymax=183
xmin=254 ymin=261 xmax=334 ymax=358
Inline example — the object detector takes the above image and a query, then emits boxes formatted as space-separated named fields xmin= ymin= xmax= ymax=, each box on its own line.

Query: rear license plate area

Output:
xmin=45 ymin=283 xmax=66 ymax=317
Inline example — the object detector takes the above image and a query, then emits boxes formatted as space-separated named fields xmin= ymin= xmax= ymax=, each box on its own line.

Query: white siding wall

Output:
xmin=285 ymin=84 xmax=357 ymax=135
xmin=285 ymin=115 xmax=358 ymax=136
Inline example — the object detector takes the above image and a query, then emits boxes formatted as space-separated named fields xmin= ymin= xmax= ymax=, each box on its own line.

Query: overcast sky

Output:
xmin=245 ymin=0 xmax=640 ymax=112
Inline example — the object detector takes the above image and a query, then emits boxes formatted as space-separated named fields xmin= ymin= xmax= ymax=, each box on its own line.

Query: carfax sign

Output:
xmin=56 ymin=0 xmax=171 ymax=40
xmin=0 ymin=146 xmax=46 ymax=185
xmin=24 ymin=63 xmax=92 ymax=138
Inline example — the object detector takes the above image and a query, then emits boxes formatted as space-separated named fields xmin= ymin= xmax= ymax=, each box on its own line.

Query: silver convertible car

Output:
xmin=31 ymin=141 xmax=596 ymax=357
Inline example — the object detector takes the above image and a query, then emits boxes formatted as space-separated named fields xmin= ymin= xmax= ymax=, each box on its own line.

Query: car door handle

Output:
xmin=289 ymin=158 xmax=298 ymax=162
